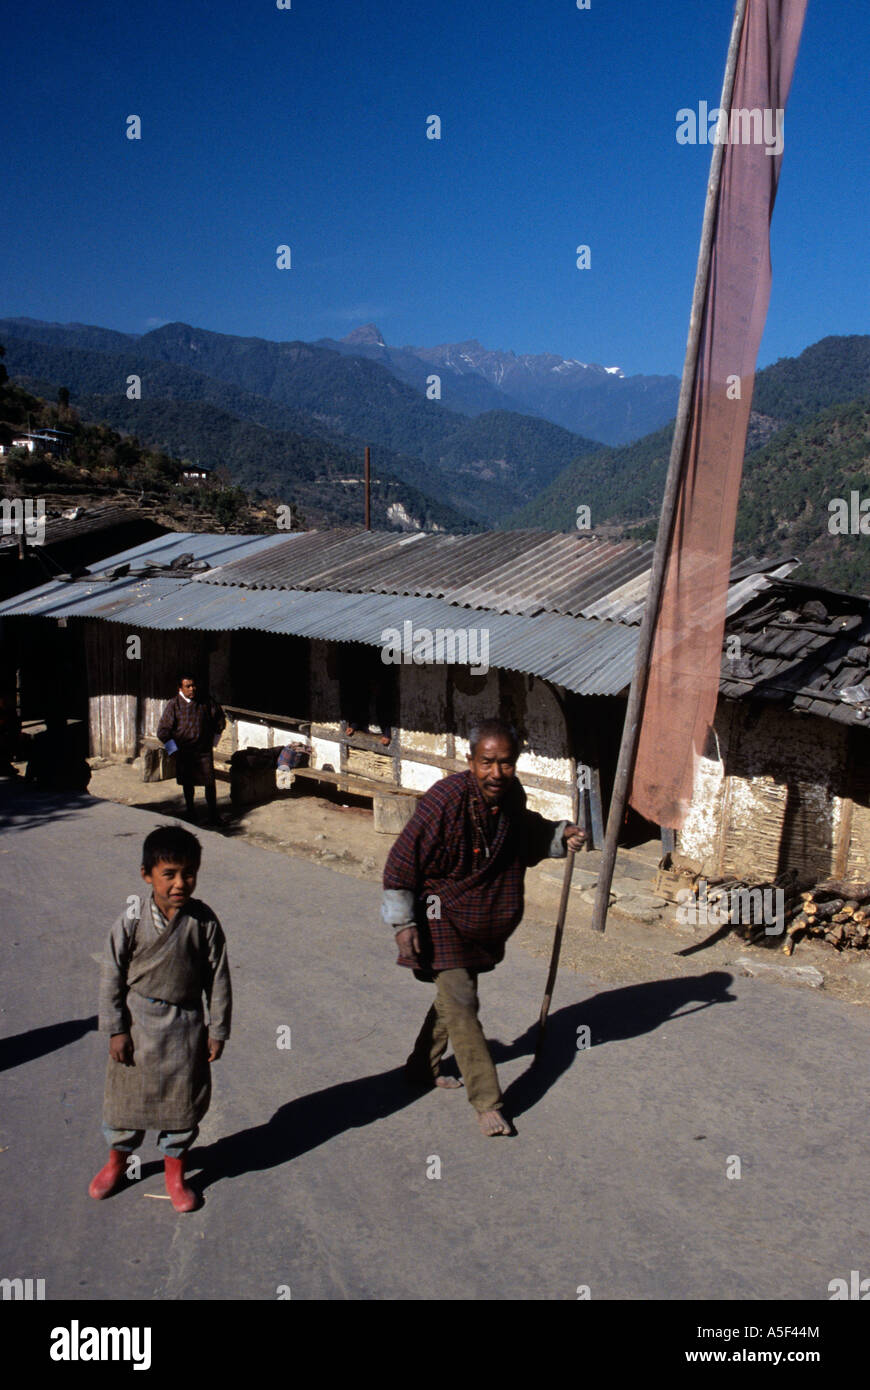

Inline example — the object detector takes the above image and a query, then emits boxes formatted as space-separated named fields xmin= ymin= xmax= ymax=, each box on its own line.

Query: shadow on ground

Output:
xmin=497 ymin=970 xmax=735 ymax=1118
xmin=0 ymin=1015 xmax=99 ymax=1072
xmin=0 ymin=782 xmax=97 ymax=833
xmin=191 ymin=971 xmax=734 ymax=1190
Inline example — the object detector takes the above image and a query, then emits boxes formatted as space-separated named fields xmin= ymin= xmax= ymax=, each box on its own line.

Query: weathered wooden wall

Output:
xmin=85 ymin=622 xmax=139 ymax=757
xmin=85 ymin=621 xmax=215 ymax=756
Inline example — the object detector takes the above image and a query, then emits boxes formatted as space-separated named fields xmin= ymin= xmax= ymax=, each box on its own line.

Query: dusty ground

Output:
xmin=56 ymin=754 xmax=870 ymax=1011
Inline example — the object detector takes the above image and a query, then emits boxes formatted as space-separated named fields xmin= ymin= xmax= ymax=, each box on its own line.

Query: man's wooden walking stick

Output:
xmin=534 ymin=842 xmax=576 ymax=1064
xmin=534 ymin=784 xmax=580 ymax=1063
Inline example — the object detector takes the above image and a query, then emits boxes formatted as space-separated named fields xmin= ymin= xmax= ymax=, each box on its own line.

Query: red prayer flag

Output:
xmin=629 ymin=0 xmax=808 ymax=829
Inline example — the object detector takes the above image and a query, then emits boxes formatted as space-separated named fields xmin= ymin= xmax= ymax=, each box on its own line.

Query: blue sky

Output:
xmin=2 ymin=0 xmax=866 ymax=377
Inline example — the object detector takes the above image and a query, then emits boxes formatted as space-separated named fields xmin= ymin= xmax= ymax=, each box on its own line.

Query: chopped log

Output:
xmin=805 ymin=898 xmax=845 ymax=919
xmin=778 ymin=911 xmax=806 ymax=956
xmin=802 ymin=894 xmax=840 ymax=913
xmin=815 ymin=878 xmax=870 ymax=900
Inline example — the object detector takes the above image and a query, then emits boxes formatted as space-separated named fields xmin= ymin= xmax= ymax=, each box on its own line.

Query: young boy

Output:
xmin=89 ymin=825 xmax=232 ymax=1212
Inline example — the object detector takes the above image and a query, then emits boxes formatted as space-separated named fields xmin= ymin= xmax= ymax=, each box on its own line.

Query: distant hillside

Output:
xmin=0 ymin=348 xmax=472 ymax=534
xmin=750 ymin=336 xmax=870 ymax=423
xmin=0 ymin=358 xmax=278 ymax=534
xmin=314 ymin=325 xmax=535 ymax=419
xmin=68 ymin=394 xmax=471 ymax=533
xmin=506 ymin=397 xmax=870 ymax=592
xmin=420 ymin=409 xmax=599 ymax=522
xmin=504 ymin=335 xmax=870 ymax=535
xmin=734 ymin=397 xmax=870 ymax=593
xmin=0 ymin=319 xmax=600 ymax=525
xmin=503 ymin=422 xmax=676 ymax=533
xmin=0 ymin=315 xmax=684 ymax=447
xmin=402 ymin=334 xmax=680 ymax=444
xmin=6 ymin=320 xmax=868 ymax=546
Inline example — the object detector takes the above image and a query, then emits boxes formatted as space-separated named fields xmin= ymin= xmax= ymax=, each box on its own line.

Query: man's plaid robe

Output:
xmin=156 ymin=693 xmax=225 ymax=787
xmin=383 ymin=770 xmax=567 ymax=975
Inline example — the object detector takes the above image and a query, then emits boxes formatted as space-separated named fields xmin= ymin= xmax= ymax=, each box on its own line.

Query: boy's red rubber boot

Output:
xmin=88 ymin=1148 xmax=127 ymax=1200
xmin=164 ymin=1156 xmax=197 ymax=1212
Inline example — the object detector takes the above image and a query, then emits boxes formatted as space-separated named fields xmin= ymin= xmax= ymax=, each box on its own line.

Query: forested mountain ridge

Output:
xmin=0 ymin=348 xmax=472 ymax=534
xmin=4 ymin=319 xmax=867 ymax=555
xmin=0 ymin=314 xmax=684 ymax=446
xmin=504 ymin=335 xmax=870 ymax=537
xmin=0 ymin=320 xmax=601 ymax=524
xmin=506 ymin=399 xmax=870 ymax=593
xmin=0 ymin=356 xmax=275 ymax=533
xmin=734 ymin=396 xmax=870 ymax=593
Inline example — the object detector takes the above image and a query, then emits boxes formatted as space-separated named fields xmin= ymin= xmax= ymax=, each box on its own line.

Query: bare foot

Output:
xmin=404 ymin=1067 xmax=463 ymax=1090
xmin=477 ymin=1109 xmax=511 ymax=1136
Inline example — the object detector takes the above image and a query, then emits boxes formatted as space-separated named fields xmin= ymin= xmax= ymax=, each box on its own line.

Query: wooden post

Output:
xmin=588 ymin=765 xmax=605 ymax=850
xmin=590 ymin=0 xmax=749 ymax=935
xmin=834 ymin=797 xmax=854 ymax=881
xmin=364 ymin=446 xmax=371 ymax=530
xmin=576 ymin=768 xmax=590 ymax=844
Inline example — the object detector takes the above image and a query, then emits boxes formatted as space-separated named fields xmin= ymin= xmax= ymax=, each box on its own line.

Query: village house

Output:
xmin=2 ymin=526 xmax=867 ymax=886
xmin=0 ymin=428 xmax=73 ymax=458
xmin=178 ymin=466 xmax=211 ymax=486
xmin=680 ymin=576 xmax=870 ymax=885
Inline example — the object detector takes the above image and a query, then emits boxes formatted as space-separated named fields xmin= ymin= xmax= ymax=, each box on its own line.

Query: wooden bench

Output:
xmin=143 ymin=712 xmax=425 ymax=831
xmin=264 ymin=764 xmax=421 ymax=831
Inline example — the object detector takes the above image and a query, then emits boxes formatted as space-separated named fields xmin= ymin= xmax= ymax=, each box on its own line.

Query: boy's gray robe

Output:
xmin=99 ymin=894 xmax=231 ymax=1131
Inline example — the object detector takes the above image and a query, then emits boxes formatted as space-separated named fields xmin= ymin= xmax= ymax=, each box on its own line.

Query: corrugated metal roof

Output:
xmin=0 ymin=528 xmax=815 ymax=703
xmin=0 ymin=565 xmax=639 ymax=696
xmin=723 ymin=559 xmax=800 ymax=615
xmin=197 ymin=527 xmax=657 ymax=620
xmin=0 ymin=504 xmax=154 ymax=551
xmin=80 ymin=530 xmax=288 ymax=573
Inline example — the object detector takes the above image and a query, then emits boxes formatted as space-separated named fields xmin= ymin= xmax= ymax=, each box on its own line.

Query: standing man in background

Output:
xmin=157 ymin=671 xmax=226 ymax=825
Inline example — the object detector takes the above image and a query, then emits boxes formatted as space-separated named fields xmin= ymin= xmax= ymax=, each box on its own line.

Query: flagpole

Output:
xmin=590 ymin=0 xmax=749 ymax=935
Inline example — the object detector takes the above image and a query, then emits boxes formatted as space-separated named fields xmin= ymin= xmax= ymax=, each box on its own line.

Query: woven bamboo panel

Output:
xmin=721 ymin=775 xmax=835 ymax=881
xmin=844 ymin=760 xmax=870 ymax=878
xmin=846 ymin=800 xmax=870 ymax=878
xmin=721 ymin=776 xmax=786 ymax=879
xmin=345 ymin=746 xmax=396 ymax=784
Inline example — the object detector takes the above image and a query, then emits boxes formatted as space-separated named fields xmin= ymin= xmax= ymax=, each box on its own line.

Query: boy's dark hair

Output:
xmin=142 ymin=825 xmax=202 ymax=873
xmin=178 ymin=669 xmax=197 ymax=684
xmin=468 ymin=718 xmax=520 ymax=756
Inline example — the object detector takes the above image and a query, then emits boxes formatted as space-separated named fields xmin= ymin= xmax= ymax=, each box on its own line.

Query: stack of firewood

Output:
xmin=699 ymin=870 xmax=806 ymax=945
xmin=784 ymin=878 xmax=870 ymax=955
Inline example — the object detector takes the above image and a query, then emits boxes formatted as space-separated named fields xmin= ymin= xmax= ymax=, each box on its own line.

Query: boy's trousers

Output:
xmin=405 ymin=967 xmax=503 ymax=1112
xmin=102 ymin=1124 xmax=198 ymax=1158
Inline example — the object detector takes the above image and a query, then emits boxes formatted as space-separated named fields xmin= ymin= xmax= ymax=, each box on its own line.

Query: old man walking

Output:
xmin=382 ymin=718 xmax=585 ymax=1136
